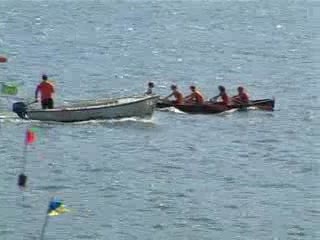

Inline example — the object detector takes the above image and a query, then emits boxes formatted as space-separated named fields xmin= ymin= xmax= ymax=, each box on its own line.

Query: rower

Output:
xmin=145 ymin=82 xmax=154 ymax=95
xmin=164 ymin=84 xmax=184 ymax=104
xmin=232 ymin=86 xmax=249 ymax=104
xmin=184 ymin=85 xmax=204 ymax=104
xmin=210 ymin=85 xmax=230 ymax=105
xmin=35 ymin=74 xmax=55 ymax=109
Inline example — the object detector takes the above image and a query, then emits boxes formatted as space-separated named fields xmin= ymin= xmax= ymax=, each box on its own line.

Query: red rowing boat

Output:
xmin=156 ymin=98 xmax=275 ymax=114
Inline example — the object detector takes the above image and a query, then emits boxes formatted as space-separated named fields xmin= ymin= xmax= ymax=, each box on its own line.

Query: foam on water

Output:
xmin=157 ymin=107 xmax=185 ymax=114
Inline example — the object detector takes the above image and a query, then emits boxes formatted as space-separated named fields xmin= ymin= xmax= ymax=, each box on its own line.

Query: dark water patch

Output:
xmin=307 ymin=209 xmax=320 ymax=217
xmin=136 ymin=208 xmax=153 ymax=213
xmin=171 ymin=192 xmax=188 ymax=198
xmin=87 ymin=167 xmax=108 ymax=173
xmin=232 ymin=221 xmax=250 ymax=233
xmin=259 ymin=200 xmax=281 ymax=207
xmin=238 ymin=153 xmax=249 ymax=158
xmin=153 ymin=223 xmax=166 ymax=230
xmin=287 ymin=224 xmax=306 ymax=237
xmin=76 ymin=233 xmax=102 ymax=239
xmin=224 ymin=204 xmax=239 ymax=210
xmin=36 ymin=184 xmax=73 ymax=191
xmin=188 ymin=216 xmax=223 ymax=232
xmin=223 ymin=176 xmax=236 ymax=184
xmin=115 ymin=231 xmax=138 ymax=240
xmin=296 ymin=166 xmax=313 ymax=174
xmin=186 ymin=188 xmax=195 ymax=193
xmin=100 ymin=223 xmax=112 ymax=228
xmin=258 ymin=183 xmax=298 ymax=190
xmin=0 ymin=228 xmax=15 ymax=235
xmin=102 ymin=193 xmax=117 ymax=198
xmin=160 ymin=164 xmax=184 ymax=170
xmin=100 ymin=184 xmax=125 ymax=193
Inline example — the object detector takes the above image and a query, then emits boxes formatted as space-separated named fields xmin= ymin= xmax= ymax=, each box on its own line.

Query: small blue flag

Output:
xmin=47 ymin=198 xmax=69 ymax=216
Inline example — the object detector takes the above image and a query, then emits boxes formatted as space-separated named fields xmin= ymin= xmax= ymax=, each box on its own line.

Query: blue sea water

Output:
xmin=0 ymin=1 xmax=319 ymax=239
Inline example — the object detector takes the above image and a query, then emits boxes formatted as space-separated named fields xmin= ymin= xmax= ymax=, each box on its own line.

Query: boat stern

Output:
xmin=12 ymin=102 xmax=28 ymax=119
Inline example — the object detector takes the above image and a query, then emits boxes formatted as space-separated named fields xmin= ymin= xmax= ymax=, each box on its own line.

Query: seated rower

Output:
xmin=232 ymin=86 xmax=250 ymax=104
xmin=184 ymin=85 xmax=204 ymax=104
xmin=145 ymin=82 xmax=155 ymax=95
xmin=164 ymin=85 xmax=184 ymax=104
xmin=210 ymin=85 xmax=230 ymax=105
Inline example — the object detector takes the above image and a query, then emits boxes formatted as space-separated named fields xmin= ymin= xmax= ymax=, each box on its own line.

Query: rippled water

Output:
xmin=0 ymin=1 xmax=319 ymax=239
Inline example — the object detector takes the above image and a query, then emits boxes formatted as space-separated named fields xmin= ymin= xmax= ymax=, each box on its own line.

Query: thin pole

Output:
xmin=21 ymin=143 xmax=28 ymax=173
xmin=39 ymin=212 xmax=49 ymax=240
xmin=39 ymin=197 xmax=52 ymax=240
xmin=18 ymin=143 xmax=28 ymax=191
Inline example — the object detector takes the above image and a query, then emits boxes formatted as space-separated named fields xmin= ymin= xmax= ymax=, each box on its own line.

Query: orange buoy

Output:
xmin=0 ymin=56 xmax=8 ymax=63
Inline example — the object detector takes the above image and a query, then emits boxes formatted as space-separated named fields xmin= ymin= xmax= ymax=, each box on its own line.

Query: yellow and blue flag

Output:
xmin=47 ymin=198 xmax=69 ymax=216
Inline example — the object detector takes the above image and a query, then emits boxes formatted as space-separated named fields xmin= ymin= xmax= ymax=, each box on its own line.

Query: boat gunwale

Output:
xmin=27 ymin=95 xmax=159 ymax=114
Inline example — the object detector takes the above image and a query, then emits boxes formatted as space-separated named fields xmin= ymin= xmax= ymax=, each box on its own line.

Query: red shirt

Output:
xmin=239 ymin=92 xmax=249 ymax=103
xmin=173 ymin=90 xmax=184 ymax=104
xmin=36 ymin=81 xmax=55 ymax=100
xmin=221 ymin=92 xmax=230 ymax=105
xmin=192 ymin=91 xmax=204 ymax=104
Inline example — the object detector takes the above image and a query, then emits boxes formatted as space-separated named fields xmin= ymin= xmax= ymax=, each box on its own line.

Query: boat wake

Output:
xmin=157 ymin=107 xmax=185 ymax=114
xmin=68 ymin=117 xmax=155 ymax=125
xmin=218 ymin=108 xmax=238 ymax=115
xmin=0 ymin=114 xmax=155 ymax=126
xmin=0 ymin=110 xmax=23 ymax=121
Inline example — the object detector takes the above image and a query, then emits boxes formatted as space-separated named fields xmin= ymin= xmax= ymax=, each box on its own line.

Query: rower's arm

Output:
xmin=164 ymin=93 xmax=173 ymax=99
xmin=232 ymin=94 xmax=239 ymax=99
xmin=35 ymin=86 xmax=39 ymax=100
xmin=210 ymin=94 xmax=220 ymax=102
xmin=184 ymin=94 xmax=192 ymax=100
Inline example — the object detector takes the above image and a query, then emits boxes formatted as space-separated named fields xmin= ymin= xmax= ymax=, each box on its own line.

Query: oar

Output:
xmin=27 ymin=100 xmax=38 ymax=106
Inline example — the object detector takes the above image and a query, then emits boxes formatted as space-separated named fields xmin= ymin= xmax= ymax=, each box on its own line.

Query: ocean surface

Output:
xmin=0 ymin=1 xmax=319 ymax=239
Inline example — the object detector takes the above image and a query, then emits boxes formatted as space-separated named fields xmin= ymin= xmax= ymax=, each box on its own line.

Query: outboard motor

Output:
xmin=12 ymin=102 xmax=28 ymax=119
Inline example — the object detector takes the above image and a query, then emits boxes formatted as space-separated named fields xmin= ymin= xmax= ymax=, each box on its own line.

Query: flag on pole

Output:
xmin=25 ymin=128 xmax=36 ymax=145
xmin=1 ymin=83 xmax=18 ymax=95
xmin=40 ymin=197 xmax=70 ymax=240
xmin=47 ymin=198 xmax=69 ymax=216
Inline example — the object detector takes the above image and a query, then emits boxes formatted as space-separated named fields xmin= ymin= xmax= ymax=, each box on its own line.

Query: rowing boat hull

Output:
xmin=156 ymin=98 xmax=275 ymax=114
xmin=14 ymin=96 xmax=159 ymax=122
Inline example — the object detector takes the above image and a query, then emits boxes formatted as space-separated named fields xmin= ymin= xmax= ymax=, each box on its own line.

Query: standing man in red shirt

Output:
xmin=35 ymin=74 xmax=55 ymax=109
